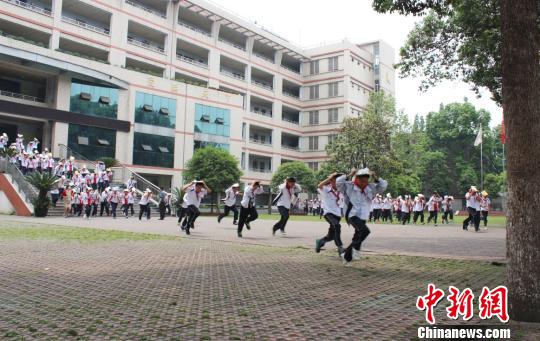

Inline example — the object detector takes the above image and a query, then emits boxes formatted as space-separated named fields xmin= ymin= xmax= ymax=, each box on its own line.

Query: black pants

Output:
xmin=100 ymin=201 xmax=110 ymax=216
xmin=413 ymin=211 xmax=424 ymax=224
xmin=92 ymin=203 xmax=98 ymax=216
xmin=139 ymin=204 xmax=150 ymax=220
xmin=343 ymin=217 xmax=371 ymax=262
xmin=320 ymin=213 xmax=343 ymax=248
xmin=442 ymin=209 xmax=453 ymax=223
xmin=84 ymin=204 xmax=92 ymax=217
xmin=185 ymin=205 xmax=200 ymax=231
xmin=177 ymin=207 xmax=186 ymax=223
xmin=110 ymin=202 xmax=118 ymax=218
xmin=76 ymin=204 xmax=82 ymax=216
xmin=463 ymin=207 xmax=480 ymax=230
xmin=481 ymin=210 xmax=488 ymax=226
xmin=238 ymin=206 xmax=258 ymax=233
xmin=128 ymin=203 xmax=134 ymax=216
xmin=122 ymin=204 xmax=129 ymax=217
xmin=159 ymin=201 xmax=166 ymax=220
xmin=401 ymin=212 xmax=410 ymax=225
xmin=166 ymin=204 xmax=171 ymax=215
xmin=373 ymin=209 xmax=382 ymax=221
xmin=219 ymin=205 xmax=239 ymax=222
xmin=273 ymin=206 xmax=290 ymax=232
xmin=381 ymin=209 xmax=393 ymax=222
xmin=427 ymin=211 xmax=438 ymax=224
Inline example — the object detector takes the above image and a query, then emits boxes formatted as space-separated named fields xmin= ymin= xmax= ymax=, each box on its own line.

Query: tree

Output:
xmin=183 ymin=147 xmax=242 ymax=212
xmin=325 ymin=91 xmax=398 ymax=173
xmin=26 ymin=172 xmax=58 ymax=217
xmin=501 ymin=0 xmax=540 ymax=322
xmin=270 ymin=161 xmax=317 ymax=194
xmin=373 ymin=0 xmax=503 ymax=103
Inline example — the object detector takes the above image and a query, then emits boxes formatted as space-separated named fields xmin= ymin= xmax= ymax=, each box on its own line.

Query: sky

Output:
xmin=216 ymin=0 xmax=503 ymax=126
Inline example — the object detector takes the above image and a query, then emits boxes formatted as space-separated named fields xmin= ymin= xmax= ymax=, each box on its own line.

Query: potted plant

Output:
xmin=26 ymin=172 xmax=58 ymax=217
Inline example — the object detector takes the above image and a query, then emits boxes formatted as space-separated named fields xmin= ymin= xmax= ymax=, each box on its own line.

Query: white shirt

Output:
xmin=139 ymin=193 xmax=151 ymax=205
xmin=465 ymin=192 xmax=481 ymax=210
xmin=276 ymin=183 xmax=301 ymax=208
xmin=183 ymin=185 xmax=207 ymax=208
xmin=413 ymin=199 xmax=424 ymax=212
xmin=382 ymin=198 xmax=393 ymax=210
xmin=223 ymin=186 xmax=239 ymax=206
xmin=318 ymin=184 xmax=342 ymax=217
xmin=480 ymin=197 xmax=490 ymax=211
xmin=427 ymin=196 xmax=440 ymax=211
xmin=336 ymin=175 xmax=388 ymax=220
xmin=100 ymin=192 xmax=109 ymax=202
xmin=401 ymin=200 xmax=411 ymax=213
xmin=240 ymin=186 xmax=264 ymax=208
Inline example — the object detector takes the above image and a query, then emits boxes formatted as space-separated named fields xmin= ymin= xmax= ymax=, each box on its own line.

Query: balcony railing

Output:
xmin=218 ymin=37 xmax=246 ymax=51
xmin=0 ymin=90 xmax=44 ymax=103
xmin=248 ymin=167 xmax=272 ymax=174
xmin=249 ymin=138 xmax=272 ymax=146
xmin=282 ymin=90 xmax=300 ymax=99
xmin=176 ymin=53 xmax=208 ymax=69
xmin=125 ymin=0 xmax=166 ymax=19
xmin=178 ymin=20 xmax=211 ymax=37
xmin=62 ymin=16 xmax=110 ymax=35
xmin=281 ymin=64 xmax=300 ymax=74
xmin=250 ymin=109 xmax=272 ymax=118
xmin=282 ymin=117 xmax=300 ymax=125
xmin=251 ymin=79 xmax=273 ymax=91
xmin=127 ymin=37 xmax=165 ymax=54
xmin=220 ymin=68 xmax=245 ymax=80
xmin=281 ymin=145 xmax=299 ymax=151
xmin=253 ymin=52 xmax=274 ymax=63
xmin=3 ymin=0 xmax=52 ymax=15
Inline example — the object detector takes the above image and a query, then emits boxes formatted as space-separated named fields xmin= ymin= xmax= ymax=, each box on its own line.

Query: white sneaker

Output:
xmin=343 ymin=259 xmax=352 ymax=267
xmin=352 ymin=249 xmax=361 ymax=260
xmin=280 ymin=230 xmax=286 ymax=236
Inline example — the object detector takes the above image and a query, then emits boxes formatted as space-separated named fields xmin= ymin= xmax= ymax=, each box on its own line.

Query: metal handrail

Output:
xmin=125 ymin=0 xmax=166 ymax=18
xmin=178 ymin=20 xmax=211 ymax=37
xmin=282 ymin=117 xmax=300 ymax=125
xmin=3 ymin=160 xmax=38 ymax=205
xmin=57 ymin=144 xmax=161 ymax=205
xmin=127 ymin=37 xmax=165 ymax=54
xmin=218 ymin=37 xmax=246 ymax=51
xmin=220 ymin=68 xmax=245 ymax=80
xmin=0 ymin=90 xmax=45 ymax=103
xmin=251 ymin=79 xmax=273 ymax=91
xmin=61 ymin=16 xmax=110 ymax=35
xmin=253 ymin=52 xmax=274 ymax=63
xmin=2 ymin=0 xmax=52 ymax=16
xmin=282 ymin=90 xmax=300 ymax=99
xmin=281 ymin=64 xmax=300 ymax=74
xmin=176 ymin=53 xmax=208 ymax=69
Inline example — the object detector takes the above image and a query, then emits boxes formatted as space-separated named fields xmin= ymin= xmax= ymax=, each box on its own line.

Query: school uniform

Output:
xmin=108 ymin=191 xmax=120 ymax=218
xmin=183 ymin=185 xmax=207 ymax=234
xmin=82 ymin=191 xmax=93 ymax=219
xmin=413 ymin=198 xmax=425 ymax=224
xmin=426 ymin=196 xmax=441 ymax=225
xmin=336 ymin=175 xmax=388 ymax=262
xmin=480 ymin=197 xmax=490 ymax=227
xmin=401 ymin=199 xmax=411 ymax=225
xmin=463 ymin=191 xmax=481 ymax=231
xmin=218 ymin=186 xmax=240 ymax=224
xmin=272 ymin=183 xmax=301 ymax=234
xmin=382 ymin=198 xmax=393 ymax=222
xmin=315 ymin=184 xmax=344 ymax=254
xmin=100 ymin=191 xmax=110 ymax=216
xmin=138 ymin=192 xmax=152 ymax=220
xmin=237 ymin=185 xmax=264 ymax=236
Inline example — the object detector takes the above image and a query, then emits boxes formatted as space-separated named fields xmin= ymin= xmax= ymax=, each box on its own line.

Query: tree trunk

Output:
xmin=501 ymin=0 xmax=540 ymax=322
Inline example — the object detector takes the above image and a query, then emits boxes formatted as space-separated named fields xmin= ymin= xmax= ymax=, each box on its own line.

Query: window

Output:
xmin=328 ymin=134 xmax=337 ymax=145
xmin=241 ymin=152 xmax=245 ymax=169
xmin=70 ymin=79 xmax=119 ymax=119
xmin=375 ymin=80 xmax=380 ymax=92
xmin=309 ymin=60 xmax=319 ymax=75
xmin=194 ymin=104 xmax=231 ymax=137
xmin=328 ymin=56 xmax=339 ymax=71
xmin=309 ymin=85 xmax=319 ymax=100
xmin=328 ymin=108 xmax=339 ymax=123
xmin=307 ymin=162 xmax=319 ymax=171
xmin=68 ymin=124 xmax=116 ymax=160
xmin=133 ymin=132 xmax=174 ymax=168
xmin=328 ymin=82 xmax=339 ymax=97
xmin=308 ymin=136 xmax=319 ymax=150
xmin=77 ymin=136 xmax=89 ymax=145
xmin=242 ymin=122 xmax=246 ymax=139
xmin=308 ymin=111 xmax=319 ymax=125
xmin=135 ymin=92 xmax=176 ymax=128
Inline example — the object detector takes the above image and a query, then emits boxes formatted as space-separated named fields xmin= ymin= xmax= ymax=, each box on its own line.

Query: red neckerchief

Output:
xmin=329 ymin=186 xmax=340 ymax=204
xmin=285 ymin=185 xmax=293 ymax=198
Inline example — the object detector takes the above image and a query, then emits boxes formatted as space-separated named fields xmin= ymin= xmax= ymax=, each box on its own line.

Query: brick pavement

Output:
xmin=1 ymin=215 xmax=506 ymax=261
xmin=1 ymin=234 xmax=538 ymax=340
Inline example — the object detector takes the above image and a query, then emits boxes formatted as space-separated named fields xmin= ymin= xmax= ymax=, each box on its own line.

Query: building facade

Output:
xmin=0 ymin=0 xmax=395 ymax=189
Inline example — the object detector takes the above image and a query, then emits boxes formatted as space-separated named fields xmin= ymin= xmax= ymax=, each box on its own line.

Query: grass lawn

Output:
xmin=257 ymin=213 xmax=507 ymax=226
xmin=0 ymin=222 xmax=181 ymax=243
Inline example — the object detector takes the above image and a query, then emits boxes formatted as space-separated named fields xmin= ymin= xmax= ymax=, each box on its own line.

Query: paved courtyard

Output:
xmin=0 ymin=217 xmax=537 ymax=340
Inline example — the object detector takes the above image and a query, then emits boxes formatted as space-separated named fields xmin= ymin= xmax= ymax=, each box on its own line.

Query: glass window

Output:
xmin=308 ymin=111 xmax=319 ymax=125
xmin=194 ymin=140 xmax=230 ymax=151
xmin=309 ymin=60 xmax=319 ymax=75
xmin=133 ymin=132 xmax=175 ymax=168
xmin=68 ymin=124 xmax=116 ymax=160
xmin=309 ymin=85 xmax=319 ymax=100
xmin=328 ymin=57 xmax=339 ymax=71
xmin=135 ymin=92 xmax=177 ymax=128
xmin=194 ymin=103 xmax=231 ymax=137
xmin=328 ymin=108 xmax=339 ymax=123
xmin=70 ymin=79 xmax=119 ymax=119
xmin=328 ymin=82 xmax=339 ymax=97
xmin=308 ymin=136 xmax=319 ymax=151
